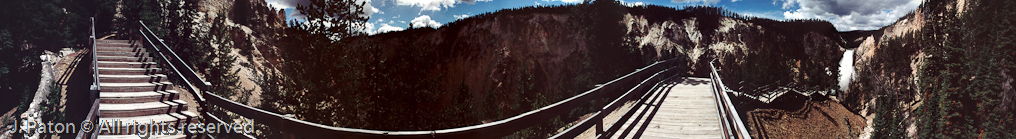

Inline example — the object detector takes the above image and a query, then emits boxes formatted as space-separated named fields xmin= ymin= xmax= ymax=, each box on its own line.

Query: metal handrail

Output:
xmin=203 ymin=58 xmax=679 ymax=138
xmin=138 ymin=21 xmax=210 ymax=103
xmin=78 ymin=17 xmax=101 ymax=139
xmin=90 ymin=18 xmax=99 ymax=95
xmin=599 ymin=67 xmax=681 ymax=138
xmin=138 ymin=21 xmax=223 ymax=138
xmin=550 ymin=64 xmax=681 ymax=139
xmin=709 ymin=59 xmax=751 ymax=139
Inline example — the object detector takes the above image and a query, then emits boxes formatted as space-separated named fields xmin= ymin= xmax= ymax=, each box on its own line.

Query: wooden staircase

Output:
xmin=94 ymin=39 xmax=194 ymax=138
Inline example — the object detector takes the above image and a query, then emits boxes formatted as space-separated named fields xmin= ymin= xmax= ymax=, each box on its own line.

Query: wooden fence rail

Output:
xmin=550 ymin=65 xmax=682 ymax=139
xmin=709 ymin=59 xmax=751 ymax=139
xmin=203 ymin=58 xmax=680 ymax=138
xmin=84 ymin=20 xmax=685 ymax=138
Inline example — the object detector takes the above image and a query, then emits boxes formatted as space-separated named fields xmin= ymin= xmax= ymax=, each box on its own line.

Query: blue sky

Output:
xmin=264 ymin=0 xmax=923 ymax=33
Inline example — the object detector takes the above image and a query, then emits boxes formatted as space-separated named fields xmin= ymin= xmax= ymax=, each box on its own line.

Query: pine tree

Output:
xmin=295 ymin=0 xmax=370 ymax=40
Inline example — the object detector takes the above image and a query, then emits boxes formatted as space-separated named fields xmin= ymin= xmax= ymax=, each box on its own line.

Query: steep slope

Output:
xmin=261 ymin=2 xmax=861 ymax=138
xmin=624 ymin=6 xmax=847 ymax=97
xmin=622 ymin=5 xmax=872 ymax=138
xmin=269 ymin=4 xmax=634 ymax=132
xmin=845 ymin=0 xmax=1016 ymax=138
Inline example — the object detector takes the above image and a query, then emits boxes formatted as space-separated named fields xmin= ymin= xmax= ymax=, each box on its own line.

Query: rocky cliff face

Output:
xmin=152 ymin=0 xmax=289 ymax=107
xmin=305 ymin=3 xmax=858 ymax=132
xmin=624 ymin=6 xmax=847 ymax=98
xmin=328 ymin=7 xmax=618 ymax=130
xmin=844 ymin=0 xmax=1016 ymax=138
xmin=217 ymin=0 xmax=1014 ymax=138
xmin=373 ymin=4 xmax=853 ymax=113
xmin=369 ymin=12 xmax=592 ymax=115
xmin=846 ymin=5 xmax=924 ymax=117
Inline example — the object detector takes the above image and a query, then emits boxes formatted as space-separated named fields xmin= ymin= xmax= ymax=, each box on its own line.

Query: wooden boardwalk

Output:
xmin=606 ymin=77 xmax=722 ymax=139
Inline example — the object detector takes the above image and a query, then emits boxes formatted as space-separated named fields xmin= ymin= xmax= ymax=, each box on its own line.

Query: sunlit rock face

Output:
xmin=623 ymin=7 xmax=848 ymax=97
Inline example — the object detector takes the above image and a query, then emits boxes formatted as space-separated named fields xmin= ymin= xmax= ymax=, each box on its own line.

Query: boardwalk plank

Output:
xmin=606 ymin=77 xmax=722 ymax=139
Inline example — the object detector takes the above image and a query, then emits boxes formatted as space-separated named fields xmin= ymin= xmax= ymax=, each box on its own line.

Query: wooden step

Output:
xmin=97 ymin=56 xmax=152 ymax=62
xmin=99 ymin=74 xmax=168 ymax=83
xmin=99 ymin=100 xmax=188 ymax=117
xmin=97 ymin=46 xmax=145 ymax=53
xmin=96 ymin=39 xmax=134 ymax=44
xmin=98 ymin=67 xmax=162 ymax=75
xmin=96 ymin=43 xmax=139 ymax=50
xmin=100 ymin=90 xmax=180 ymax=103
xmin=607 ymin=77 xmax=724 ymax=139
xmin=632 ymin=128 xmax=722 ymax=137
xmin=96 ymin=51 xmax=149 ymax=57
xmin=635 ymin=134 xmax=722 ymax=139
xmin=99 ymin=82 xmax=174 ymax=92
xmin=93 ymin=39 xmax=199 ymax=137
xmin=630 ymin=120 xmax=720 ymax=128
xmin=97 ymin=111 xmax=198 ymax=135
xmin=97 ymin=61 xmax=158 ymax=69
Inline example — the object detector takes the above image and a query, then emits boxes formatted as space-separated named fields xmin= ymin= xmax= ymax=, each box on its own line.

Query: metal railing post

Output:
xmin=80 ymin=16 xmax=101 ymax=139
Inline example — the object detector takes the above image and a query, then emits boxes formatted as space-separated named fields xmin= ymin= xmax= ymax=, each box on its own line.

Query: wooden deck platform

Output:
xmin=602 ymin=77 xmax=723 ymax=139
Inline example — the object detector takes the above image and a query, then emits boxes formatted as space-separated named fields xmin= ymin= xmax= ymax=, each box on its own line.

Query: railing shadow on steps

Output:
xmin=82 ymin=19 xmax=686 ymax=138
xmin=708 ymin=59 xmax=752 ymax=139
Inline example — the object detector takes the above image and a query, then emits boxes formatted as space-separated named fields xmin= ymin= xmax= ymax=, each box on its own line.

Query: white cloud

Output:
xmin=453 ymin=14 xmax=471 ymax=20
xmin=362 ymin=22 xmax=377 ymax=34
xmin=617 ymin=0 xmax=642 ymax=6
xmin=289 ymin=11 xmax=306 ymax=20
xmin=672 ymin=0 xmax=721 ymax=5
xmin=542 ymin=0 xmax=583 ymax=3
xmin=397 ymin=0 xmax=455 ymax=12
xmin=396 ymin=0 xmax=493 ymax=12
xmin=738 ymin=11 xmax=784 ymax=20
xmin=269 ymin=0 xmax=378 ymax=20
xmin=358 ymin=0 xmax=377 ymax=18
xmin=376 ymin=23 xmax=406 ymax=34
xmin=778 ymin=0 xmax=922 ymax=31
xmin=731 ymin=0 xmax=740 ymax=2
xmin=265 ymin=0 xmax=308 ymax=10
xmin=298 ymin=19 xmax=376 ymax=40
xmin=620 ymin=0 xmax=644 ymax=7
xmin=410 ymin=15 xmax=442 ymax=28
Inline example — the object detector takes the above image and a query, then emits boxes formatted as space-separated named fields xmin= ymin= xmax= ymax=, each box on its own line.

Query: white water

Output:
xmin=838 ymin=49 xmax=855 ymax=91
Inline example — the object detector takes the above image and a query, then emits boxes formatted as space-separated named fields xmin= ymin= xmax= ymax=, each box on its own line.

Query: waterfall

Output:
xmin=838 ymin=49 xmax=855 ymax=91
